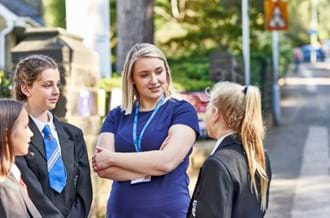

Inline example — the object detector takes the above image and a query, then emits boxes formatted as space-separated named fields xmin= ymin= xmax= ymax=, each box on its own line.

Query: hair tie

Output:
xmin=243 ymin=86 xmax=248 ymax=95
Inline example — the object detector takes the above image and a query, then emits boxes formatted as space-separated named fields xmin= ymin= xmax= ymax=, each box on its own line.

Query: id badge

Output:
xmin=131 ymin=176 xmax=151 ymax=184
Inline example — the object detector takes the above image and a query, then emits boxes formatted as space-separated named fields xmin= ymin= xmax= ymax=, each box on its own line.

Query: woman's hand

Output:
xmin=92 ymin=146 xmax=113 ymax=171
xmin=95 ymin=167 xmax=110 ymax=178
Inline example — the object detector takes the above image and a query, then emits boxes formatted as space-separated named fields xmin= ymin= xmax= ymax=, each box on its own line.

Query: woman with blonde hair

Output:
xmin=188 ymin=81 xmax=272 ymax=218
xmin=93 ymin=43 xmax=200 ymax=217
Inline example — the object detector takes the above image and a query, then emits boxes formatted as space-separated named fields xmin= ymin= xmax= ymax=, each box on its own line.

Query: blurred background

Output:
xmin=2 ymin=0 xmax=330 ymax=217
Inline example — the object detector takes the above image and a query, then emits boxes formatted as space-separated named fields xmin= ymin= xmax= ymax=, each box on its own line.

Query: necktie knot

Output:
xmin=42 ymin=124 xmax=52 ymax=137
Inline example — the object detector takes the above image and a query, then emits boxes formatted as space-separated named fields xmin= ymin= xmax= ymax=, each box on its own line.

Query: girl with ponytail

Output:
xmin=188 ymin=81 xmax=272 ymax=218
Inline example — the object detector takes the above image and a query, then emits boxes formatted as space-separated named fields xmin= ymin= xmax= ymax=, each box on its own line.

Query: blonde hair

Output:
xmin=209 ymin=81 xmax=269 ymax=211
xmin=121 ymin=43 xmax=173 ymax=114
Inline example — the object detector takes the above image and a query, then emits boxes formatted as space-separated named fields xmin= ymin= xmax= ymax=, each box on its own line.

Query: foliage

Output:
xmin=43 ymin=0 xmax=66 ymax=28
xmin=0 ymin=71 xmax=12 ymax=97
xmin=154 ymin=0 xmax=267 ymax=57
xmin=168 ymin=54 xmax=214 ymax=91
xmin=287 ymin=0 xmax=330 ymax=46
xmin=97 ymin=73 xmax=121 ymax=91
xmin=41 ymin=0 xmax=313 ymax=91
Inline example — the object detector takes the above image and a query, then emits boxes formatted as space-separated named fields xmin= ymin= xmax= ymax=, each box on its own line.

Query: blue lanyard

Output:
xmin=132 ymin=96 xmax=164 ymax=152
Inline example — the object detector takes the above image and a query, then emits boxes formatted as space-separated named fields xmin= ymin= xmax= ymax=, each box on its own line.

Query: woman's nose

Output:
xmin=150 ymin=74 xmax=158 ymax=83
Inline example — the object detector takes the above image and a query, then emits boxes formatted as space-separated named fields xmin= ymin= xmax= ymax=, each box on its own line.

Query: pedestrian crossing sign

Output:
xmin=264 ymin=0 xmax=289 ymax=31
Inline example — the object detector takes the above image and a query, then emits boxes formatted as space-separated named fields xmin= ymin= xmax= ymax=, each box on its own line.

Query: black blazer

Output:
xmin=16 ymin=116 xmax=92 ymax=218
xmin=0 ymin=174 xmax=41 ymax=218
xmin=187 ymin=135 xmax=272 ymax=218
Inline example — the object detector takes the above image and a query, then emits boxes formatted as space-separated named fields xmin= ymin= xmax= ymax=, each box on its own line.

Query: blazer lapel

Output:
xmin=20 ymin=185 xmax=41 ymax=217
xmin=8 ymin=174 xmax=41 ymax=217
xmin=28 ymin=117 xmax=46 ymax=160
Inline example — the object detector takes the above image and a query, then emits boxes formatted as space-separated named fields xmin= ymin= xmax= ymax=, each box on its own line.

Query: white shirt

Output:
xmin=209 ymin=132 xmax=235 ymax=156
xmin=29 ymin=111 xmax=62 ymax=152
xmin=10 ymin=163 xmax=22 ymax=183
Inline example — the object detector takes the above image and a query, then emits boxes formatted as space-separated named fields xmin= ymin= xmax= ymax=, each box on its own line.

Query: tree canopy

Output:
xmin=41 ymin=0 xmax=330 ymax=90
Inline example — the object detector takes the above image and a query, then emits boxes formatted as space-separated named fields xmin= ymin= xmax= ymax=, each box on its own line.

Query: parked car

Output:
xmin=174 ymin=91 xmax=209 ymax=139
xmin=300 ymin=44 xmax=325 ymax=62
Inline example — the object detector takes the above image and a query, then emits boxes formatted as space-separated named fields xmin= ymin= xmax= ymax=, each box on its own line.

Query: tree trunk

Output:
xmin=116 ymin=0 xmax=154 ymax=73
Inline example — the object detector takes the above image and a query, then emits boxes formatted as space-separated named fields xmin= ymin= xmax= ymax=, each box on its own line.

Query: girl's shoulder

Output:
xmin=0 ymin=176 xmax=18 ymax=192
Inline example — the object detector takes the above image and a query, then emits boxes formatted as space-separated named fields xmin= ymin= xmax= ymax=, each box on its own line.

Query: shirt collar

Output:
xmin=210 ymin=132 xmax=235 ymax=156
xmin=10 ymin=163 xmax=21 ymax=182
xmin=29 ymin=111 xmax=55 ymax=134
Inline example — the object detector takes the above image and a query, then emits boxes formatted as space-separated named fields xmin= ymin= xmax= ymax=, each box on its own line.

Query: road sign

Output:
xmin=264 ymin=0 xmax=289 ymax=31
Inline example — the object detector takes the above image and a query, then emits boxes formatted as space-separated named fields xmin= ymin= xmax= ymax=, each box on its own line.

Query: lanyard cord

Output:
xmin=132 ymin=96 xmax=165 ymax=152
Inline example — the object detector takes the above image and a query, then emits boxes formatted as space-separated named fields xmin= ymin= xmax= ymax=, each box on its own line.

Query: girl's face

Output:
xmin=25 ymin=68 xmax=61 ymax=112
xmin=205 ymin=103 xmax=216 ymax=139
xmin=132 ymin=57 xmax=168 ymax=104
xmin=10 ymin=108 xmax=33 ymax=156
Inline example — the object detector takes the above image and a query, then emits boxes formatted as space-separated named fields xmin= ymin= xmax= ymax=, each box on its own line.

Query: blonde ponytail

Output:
xmin=241 ymin=86 xmax=268 ymax=211
xmin=209 ymin=82 xmax=269 ymax=211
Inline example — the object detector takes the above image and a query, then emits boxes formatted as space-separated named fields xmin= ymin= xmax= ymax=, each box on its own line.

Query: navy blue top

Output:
xmin=101 ymin=98 xmax=200 ymax=218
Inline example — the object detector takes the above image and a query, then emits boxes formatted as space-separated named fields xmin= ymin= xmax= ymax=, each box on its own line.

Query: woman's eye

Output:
xmin=140 ymin=74 xmax=148 ymax=78
xmin=155 ymin=70 xmax=163 ymax=75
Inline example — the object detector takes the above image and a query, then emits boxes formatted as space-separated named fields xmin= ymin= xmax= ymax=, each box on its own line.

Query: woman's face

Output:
xmin=10 ymin=108 xmax=33 ymax=156
xmin=25 ymin=68 xmax=61 ymax=113
xmin=132 ymin=57 xmax=168 ymax=103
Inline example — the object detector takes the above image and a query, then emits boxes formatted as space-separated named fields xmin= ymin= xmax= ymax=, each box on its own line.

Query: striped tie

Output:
xmin=42 ymin=124 xmax=67 ymax=193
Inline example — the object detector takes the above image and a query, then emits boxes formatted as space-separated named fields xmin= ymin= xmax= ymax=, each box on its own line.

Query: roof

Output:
xmin=0 ymin=0 xmax=43 ymax=25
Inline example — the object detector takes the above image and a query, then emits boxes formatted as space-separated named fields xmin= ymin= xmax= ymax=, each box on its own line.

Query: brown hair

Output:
xmin=13 ymin=54 xmax=58 ymax=101
xmin=209 ymin=81 xmax=269 ymax=211
xmin=0 ymin=99 xmax=24 ymax=177
xmin=121 ymin=43 xmax=173 ymax=114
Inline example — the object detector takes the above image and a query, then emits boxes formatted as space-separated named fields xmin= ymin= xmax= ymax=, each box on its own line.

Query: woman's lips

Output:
xmin=149 ymin=86 xmax=162 ymax=92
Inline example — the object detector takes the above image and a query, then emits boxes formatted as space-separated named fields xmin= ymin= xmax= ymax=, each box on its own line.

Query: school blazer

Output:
xmin=0 ymin=174 xmax=41 ymax=218
xmin=16 ymin=116 xmax=92 ymax=218
xmin=187 ymin=135 xmax=272 ymax=218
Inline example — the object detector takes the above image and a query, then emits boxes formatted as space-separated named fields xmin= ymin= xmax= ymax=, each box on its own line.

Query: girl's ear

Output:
xmin=20 ymin=84 xmax=31 ymax=97
xmin=211 ymin=106 xmax=220 ymax=124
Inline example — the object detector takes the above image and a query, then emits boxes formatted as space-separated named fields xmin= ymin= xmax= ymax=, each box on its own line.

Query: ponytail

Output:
xmin=209 ymin=82 xmax=269 ymax=211
xmin=241 ymin=86 xmax=268 ymax=211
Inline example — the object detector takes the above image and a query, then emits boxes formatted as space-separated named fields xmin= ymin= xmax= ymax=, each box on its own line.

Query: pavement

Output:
xmin=265 ymin=62 xmax=330 ymax=218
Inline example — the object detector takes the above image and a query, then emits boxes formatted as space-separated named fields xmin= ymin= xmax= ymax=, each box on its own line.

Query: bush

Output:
xmin=97 ymin=73 xmax=122 ymax=91
xmin=169 ymin=55 xmax=214 ymax=91
xmin=0 ymin=71 xmax=12 ymax=97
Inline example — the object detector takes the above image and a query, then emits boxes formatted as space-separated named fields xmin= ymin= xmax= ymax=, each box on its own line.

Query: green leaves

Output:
xmin=0 ymin=71 xmax=12 ymax=97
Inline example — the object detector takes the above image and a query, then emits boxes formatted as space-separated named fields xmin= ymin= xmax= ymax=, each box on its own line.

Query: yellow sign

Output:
xmin=264 ymin=0 xmax=289 ymax=31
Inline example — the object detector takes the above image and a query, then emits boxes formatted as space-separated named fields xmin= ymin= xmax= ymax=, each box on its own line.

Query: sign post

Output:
xmin=242 ymin=0 xmax=250 ymax=85
xmin=310 ymin=0 xmax=318 ymax=63
xmin=264 ymin=0 xmax=288 ymax=125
